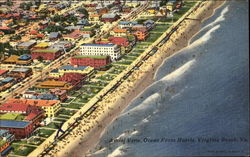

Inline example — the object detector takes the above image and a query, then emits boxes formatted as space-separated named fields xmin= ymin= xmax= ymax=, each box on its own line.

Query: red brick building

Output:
xmin=108 ymin=37 xmax=130 ymax=47
xmin=58 ymin=73 xmax=85 ymax=86
xmin=0 ymin=104 xmax=44 ymax=139
xmin=0 ymin=120 xmax=34 ymax=139
xmin=70 ymin=56 xmax=111 ymax=68
xmin=31 ymin=49 xmax=61 ymax=60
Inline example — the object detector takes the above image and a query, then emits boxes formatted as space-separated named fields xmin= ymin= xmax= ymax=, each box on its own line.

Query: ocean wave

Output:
xmin=161 ymin=59 xmax=195 ymax=83
xmin=189 ymin=5 xmax=229 ymax=45
xmin=107 ymin=145 xmax=126 ymax=157
xmin=188 ymin=24 xmax=220 ymax=49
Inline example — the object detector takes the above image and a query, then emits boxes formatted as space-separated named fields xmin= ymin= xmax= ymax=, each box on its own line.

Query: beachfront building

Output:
xmin=58 ymin=65 xmax=94 ymax=75
xmin=0 ymin=120 xmax=34 ymax=139
xmin=6 ymin=99 xmax=61 ymax=118
xmin=0 ymin=130 xmax=14 ymax=156
xmin=133 ymin=29 xmax=149 ymax=41
xmin=80 ymin=44 xmax=121 ymax=61
xmin=70 ymin=56 xmax=111 ymax=68
xmin=108 ymin=36 xmax=136 ymax=54
xmin=31 ymin=49 xmax=62 ymax=60
xmin=49 ymin=89 xmax=67 ymax=101
xmin=35 ymin=80 xmax=74 ymax=92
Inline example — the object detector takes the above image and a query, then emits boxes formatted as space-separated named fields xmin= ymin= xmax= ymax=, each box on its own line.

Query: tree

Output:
xmin=37 ymin=56 xmax=44 ymax=62
xmin=78 ymin=7 xmax=89 ymax=19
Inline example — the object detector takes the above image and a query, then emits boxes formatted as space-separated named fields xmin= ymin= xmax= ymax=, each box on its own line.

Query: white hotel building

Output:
xmin=80 ymin=44 xmax=121 ymax=61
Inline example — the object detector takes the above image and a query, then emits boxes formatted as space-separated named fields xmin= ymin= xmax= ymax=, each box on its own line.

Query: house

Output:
xmin=49 ymin=89 xmax=67 ymax=102
xmin=31 ymin=49 xmax=62 ymax=60
xmin=49 ymin=32 xmax=61 ymax=41
xmin=65 ymin=26 xmax=82 ymax=32
xmin=70 ymin=56 xmax=111 ymax=68
xmin=80 ymin=44 xmax=121 ymax=61
xmin=167 ymin=0 xmax=177 ymax=12
xmin=0 ymin=70 xmax=9 ymax=77
xmin=147 ymin=7 xmax=158 ymax=14
xmin=6 ymin=99 xmax=61 ymax=118
xmin=97 ymin=7 xmax=109 ymax=15
xmin=101 ymin=13 xmax=119 ymax=23
xmin=118 ymin=21 xmax=138 ymax=29
xmin=89 ymin=14 xmax=101 ymax=22
xmin=108 ymin=36 xmax=136 ymax=54
xmin=17 ymin=41 xmax=37 ymax=49
xmin=133 ymin=29 xmax=149 ymax=41
xmin=63 ymin=30 xmax=83 ymax=41
xmin=0 ymin=77 xmax=15 ymax=92
xmin=0 ymin=27 xmax=14 ymax=34
xmin=122 ymin=6 xmax=132 ymax=13
xmin=131 ymin=24 xmax=147 ymax=31
xmin=0 ymin=130 xmax=14 ymax=156
xmin=110 ymin=28 xmax=129 ymax=37
xmin=49 ymin=41 xmax=73 ymax=52
xmin=76 ymin=19 xmax=90 ymax=26
xmin=143 ymin=20 xmax=155 ymax=30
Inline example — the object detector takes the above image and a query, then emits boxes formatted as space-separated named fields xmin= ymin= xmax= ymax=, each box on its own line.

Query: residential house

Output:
xmin=49 ymin=32 xmax=61 ymax=41
xmin=101 ymin=13 xmax=119 ymax=23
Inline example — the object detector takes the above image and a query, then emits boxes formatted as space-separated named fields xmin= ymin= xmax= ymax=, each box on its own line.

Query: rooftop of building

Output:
xmin=34 ymin=42 xmax=49 ymax=48
xmin=32 ymin=49 xmax=60 ymax=53
xmin=3 ymin=55 xmax=19 ymax=63
xmin=0 ymin=70 xmax=9 ymax=76
xmin=1 ymin=77 xmax=14 ymax=83
xmin=73 ymin=55 xmax=108 ymax=59
xmin=6 ymin=99 xmax=60 ymax=107
xmin=0 ymin=120 xmax=30 ymax=128
xmin=0 ymin=113 xmax=25 ymax=121
xmin=11 ymin=68 xmax=31 ymax=73
xmin=59 ymin=65 xmax=88 ymax=71
xmin=18 ymin=41 xmax=37 ymax=47
xmin=81 ymin=44 xmax=115 ymax=47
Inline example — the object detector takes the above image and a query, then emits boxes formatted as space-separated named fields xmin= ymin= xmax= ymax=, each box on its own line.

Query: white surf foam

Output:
xmin=107 ymin=145 xmax=126 ymax=157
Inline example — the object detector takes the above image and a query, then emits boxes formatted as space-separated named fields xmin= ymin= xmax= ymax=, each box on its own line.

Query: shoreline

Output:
xmin=44 ymin=1 xmax=226 ymax=157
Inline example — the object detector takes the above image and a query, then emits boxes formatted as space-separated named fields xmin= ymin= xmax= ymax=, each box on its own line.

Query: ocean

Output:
xmin=87 ymin=1 xmax=249 ymax=156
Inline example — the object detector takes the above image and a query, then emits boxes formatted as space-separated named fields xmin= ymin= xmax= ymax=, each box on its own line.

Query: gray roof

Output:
xmin=18 ymin=41 xmax=37 ymax=47
xmin=102 ymin=13 xmax=117 ymax=19
xmin=49 ymin=32 xmax=60 ymax=39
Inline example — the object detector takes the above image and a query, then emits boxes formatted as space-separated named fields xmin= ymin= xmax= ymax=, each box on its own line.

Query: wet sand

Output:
xmin=35 ymin=1 xmax=226 ymax=157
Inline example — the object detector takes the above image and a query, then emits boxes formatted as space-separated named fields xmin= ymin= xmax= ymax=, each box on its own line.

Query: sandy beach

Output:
xmin=37 ymin=1 xmax=226 ymax=157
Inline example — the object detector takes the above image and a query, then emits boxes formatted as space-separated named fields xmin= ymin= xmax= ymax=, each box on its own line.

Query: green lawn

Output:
xmin=11 ymin=144 xmax=36 ymax=156
xmin=64 ymin=103 xmax=84 ymax=109
xmin=45 ymin=122 xmax=59 ymax=129
xmin=36 ymin=129 xmax=55 ymax=138
xmin=57 ymin=109 xmax=76 ymax=116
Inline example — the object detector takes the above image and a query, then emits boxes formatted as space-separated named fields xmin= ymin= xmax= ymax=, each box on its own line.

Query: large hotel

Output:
xmin=80 ymin=44 xmax=121 ymax=61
